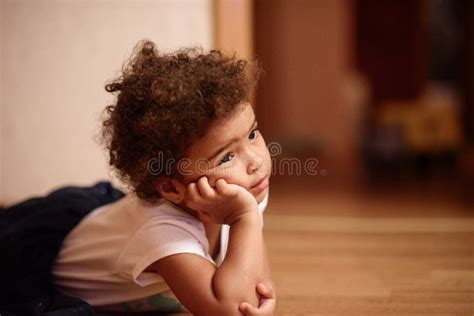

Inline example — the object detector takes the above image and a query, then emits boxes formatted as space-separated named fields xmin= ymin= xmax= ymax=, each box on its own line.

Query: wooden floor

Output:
xmin=264 ymin=180 xmax=474 ymax=316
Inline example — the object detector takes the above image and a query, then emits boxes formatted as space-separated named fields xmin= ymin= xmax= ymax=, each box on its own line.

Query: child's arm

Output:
xmin=153 ymin=177 xmax=273 ymax=316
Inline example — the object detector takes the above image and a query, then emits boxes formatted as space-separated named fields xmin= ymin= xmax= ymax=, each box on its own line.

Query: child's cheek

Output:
xmin=205 ymin=171 xmax=236 ymax=189
xmin=206 ymin=163 xmax=247 ymax=188
xmin=207 ymin=174 xmax=231 ymax=188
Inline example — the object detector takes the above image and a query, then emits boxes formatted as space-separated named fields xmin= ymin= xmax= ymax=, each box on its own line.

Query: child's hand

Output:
xmin=184 ymin=176 xmax=258 ymax=225
xmin=239 ymin=283 xmax=276 ymax=316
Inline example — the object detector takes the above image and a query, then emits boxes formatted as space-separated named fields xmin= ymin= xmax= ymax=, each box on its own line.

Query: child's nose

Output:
xmin=247 ymin=153 xmax=263 ymax=174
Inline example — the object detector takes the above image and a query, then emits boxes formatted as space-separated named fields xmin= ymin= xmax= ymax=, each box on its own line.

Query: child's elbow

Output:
xmin=206 ymin=274 xmax=260 ymax=315
xmin=213 ymin=278 xmax=260 ymax=311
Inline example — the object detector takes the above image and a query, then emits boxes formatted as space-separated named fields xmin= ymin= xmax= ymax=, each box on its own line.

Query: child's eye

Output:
xmin=249 ymin=129 xmax=259 ymax=140
xmin=217 ymin=153 xmax=234 ymax=166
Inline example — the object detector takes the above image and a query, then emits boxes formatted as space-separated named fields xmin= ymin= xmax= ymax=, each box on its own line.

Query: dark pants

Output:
xmin=0 ymin=181 xmax=125 ymax=316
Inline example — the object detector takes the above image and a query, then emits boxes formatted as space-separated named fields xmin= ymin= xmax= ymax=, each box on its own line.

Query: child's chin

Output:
xmin=254 ymin=186 xmax=269 ymax=203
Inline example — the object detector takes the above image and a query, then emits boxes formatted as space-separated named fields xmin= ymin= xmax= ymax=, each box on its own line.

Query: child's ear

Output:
xmin=155 ymin=176 xmax=186 ymax=204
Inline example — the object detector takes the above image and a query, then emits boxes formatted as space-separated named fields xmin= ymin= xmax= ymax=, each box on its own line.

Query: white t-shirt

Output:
xmin=52 ymin=191 xmax=269 ymax=312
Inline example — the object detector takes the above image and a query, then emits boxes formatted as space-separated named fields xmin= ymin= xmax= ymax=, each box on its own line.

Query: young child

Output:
xmin=52 ymin=41 xmax=276 ymax=315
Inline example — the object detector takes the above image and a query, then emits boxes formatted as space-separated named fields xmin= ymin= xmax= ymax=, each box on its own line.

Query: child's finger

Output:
xmin=240 ymin=298 xmax=275 ymax=316
xmin=196 ymin=176 xmax=216 ymax=199
xmin=239 ymin=302 xmax=259 ymax=315
xmin=215 ymin=178 xmax=236 ymax=197
xmin=256 ymin=283 xmax=274 ymax=299
xmin=184 ymin=182 xmax=199 ymax=203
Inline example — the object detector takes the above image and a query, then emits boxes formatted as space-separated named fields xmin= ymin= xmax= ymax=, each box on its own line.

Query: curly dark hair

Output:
xmin=101 ymin=40 xmax=261 ymax=203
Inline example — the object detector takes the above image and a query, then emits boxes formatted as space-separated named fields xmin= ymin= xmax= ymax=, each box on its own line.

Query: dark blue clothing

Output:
xmin=0 ymin=181 xmax=124 ymax=315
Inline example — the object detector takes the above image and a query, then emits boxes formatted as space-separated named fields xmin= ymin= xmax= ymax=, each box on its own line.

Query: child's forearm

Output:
xmin=212 ymin=210 xmax=267 ymax=309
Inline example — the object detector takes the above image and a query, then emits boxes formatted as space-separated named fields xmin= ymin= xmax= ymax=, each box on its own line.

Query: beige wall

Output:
xmin=0 ymin=1 xmax=4 ymax=203
xmin=0 ymin=0 xmax=213 ymax=203
xmin=213 ymin=0 xmax=253 ymax=60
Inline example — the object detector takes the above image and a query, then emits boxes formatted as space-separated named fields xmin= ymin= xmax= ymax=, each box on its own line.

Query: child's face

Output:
xmin=179 ymin=102 xmax=271 ymax=204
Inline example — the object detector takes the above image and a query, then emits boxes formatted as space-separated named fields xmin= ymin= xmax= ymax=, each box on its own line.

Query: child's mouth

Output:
xmin=250 ymin=175 xmax=269 ymax=193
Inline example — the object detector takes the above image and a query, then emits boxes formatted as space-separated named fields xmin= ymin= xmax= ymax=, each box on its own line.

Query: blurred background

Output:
xmin=252 ymin=0 xmax=474 ymax=203
xmin=1 ymin=0 xmax=473 ymax=314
